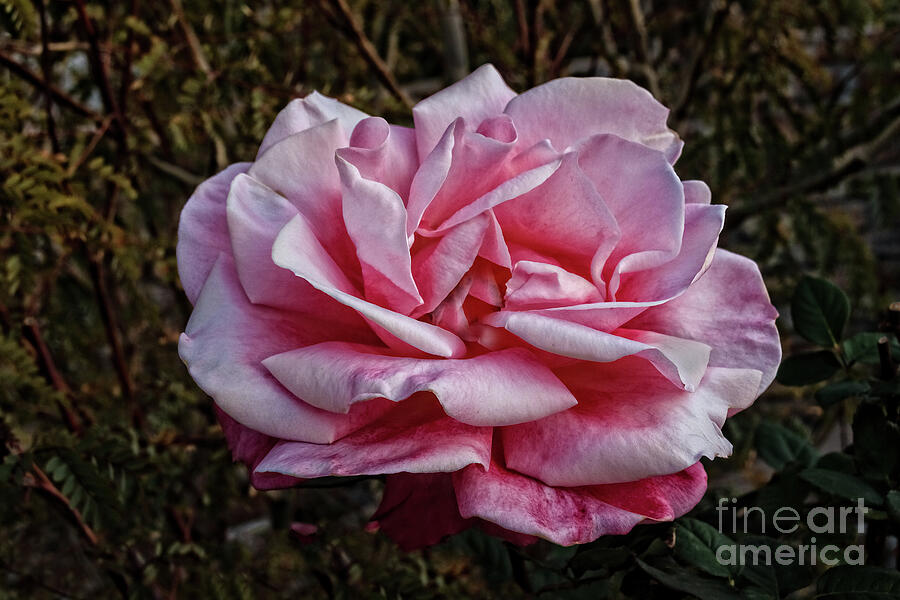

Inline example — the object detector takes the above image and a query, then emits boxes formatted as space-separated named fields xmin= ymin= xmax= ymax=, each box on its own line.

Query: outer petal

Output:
xmin=177 ymin=162 xmax=250 ymax=304
xmin=178 ymin=256 xmax=387 ymax=442
xmin=481 ymin=311 xmax=710 ymax=391
xmin=626 ymin=248 xmax=781 ymax=393
xmin=372 ymin=473 xmax=473 ymax=551
xmin=215 ymin=406 xmax=301 ymax=490
xmin=254 ymin=396 xmax=491 ymax=478
xmin=412 ymin=64 xmax=517 ymax=161
xmin=262 ymin=342 xmax=577 ymax=426
xmin=453 ymin=459 xmax=707 ymax=546
xmin=504 ymin=77 xmax=682 ymax=162
xmin=273 ymin=215 xmax=467 ymax=358
xmin=502 ymin=360 xmax=762 ymax=486
xmin=257 ymin=91 xmax=368 ymax=158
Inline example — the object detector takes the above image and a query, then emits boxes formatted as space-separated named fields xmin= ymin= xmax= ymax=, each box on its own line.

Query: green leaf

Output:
xmin=791 ymin=276 xmax=850 ymax=347
xmin=815 ymin=380 xmax=870 ymax=406
xmin=635 ymin=558 xmax=742 ymax=600
xmin=843 ymin=332 xmax=900 ymax=366
xmin=816 ymin=565 xmax=900 ymax=598
xmin=673 ymin=518 xmax=734 ymax=578
xmin=886 ymin=490 xmax=900 ymax=523
xmin=755 ymin=422 xmax=818 ymax=470
xmin=776 ymin=351 xmax=841 ymax=386
xmin=799 ymin=468 xmax=884 ymax=505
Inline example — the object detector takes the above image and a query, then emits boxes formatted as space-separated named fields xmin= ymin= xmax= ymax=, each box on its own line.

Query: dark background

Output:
xmin=1 ymin=1 xmax=899 ymax=597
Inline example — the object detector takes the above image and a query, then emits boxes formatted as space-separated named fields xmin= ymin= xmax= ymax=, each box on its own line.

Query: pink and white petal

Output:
xmin=337 ymin=156 xmax=422 ymax=314
xmin=505 ymin=261 xmax=604 ymax=310
xmin=575 ymin=134 xmax=685 ymax=297
xmin=257 ymin=91 xmax=367 ymax=158
xmin=249 ymin=120 xmax=357 ymax=270
xmin=502 ymin=360 xmax=761 ymax=486
xmin=273 ymin=215 xmax=467 ymax=358
xmin=337 ymin=117 xmax=418 ymax=201
xmin=616 ymin=203 xmax=725 ymax=303
xmin=178 ymin=256 xmax=387 ymax=443
xmin=494 ymin=152 xmax=620 ymax=279
xmin=410 ymin=214 xmax=490 ymax=316
xmin=412 ymin=64 xmax=517 ymax=161
xmin=177 ymin=162 xmax=250 ymax=304
xmin=684 ymin=180 xmax=712 ymax=204
xmin=478 ymin=209 xmax=512 ymax=268
xmin=215 ymin=406 xmax=301 ymax=491
xmin=373 ymin=473 xmax=473 ymax=550
xmin=262 ymin=342 xmax=577 ymax=426
xmin=481 ymin=311 xmax=710 ymax=390
xmin=504 ymin=77 xmax=682 ymax=161
xmin=254 ymin=395 xmax=491 ymax=478
xmin=226 ymin=173 xmax=362 ymax=324
xmin=626 ymin=248 xmax=781 ymax=393
xmin=453 ymin=459 xmax=706 ymax=546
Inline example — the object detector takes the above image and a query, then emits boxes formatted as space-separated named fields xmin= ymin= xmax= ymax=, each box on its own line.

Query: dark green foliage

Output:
xmin=1 ymin=0 xmax=899 ymax=598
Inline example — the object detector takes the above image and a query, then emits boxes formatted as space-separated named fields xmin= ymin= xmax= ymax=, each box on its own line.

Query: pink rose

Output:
xmin=177 ymin=65 xmax=780 ymax=548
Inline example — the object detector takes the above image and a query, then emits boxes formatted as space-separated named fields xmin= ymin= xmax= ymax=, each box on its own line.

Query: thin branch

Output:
xmin=169 ymin=0 xmax=212 ymax=78
xmin=625 ymin=0 xmax=660 ymax=98
xmin=321 ymin=0 xmax=414 ymax=110
xmin=0 ymin=50 xmax=101 ymax=121
xmin=35 ymin=0 xmax=59 ymax=153
xmin=21 ymin=318 xmax=83 ymax=435
xmin=671 ymin=1 xmax=732 ymax=123
xmin=24 ymin=466 xmax=99 ymax=546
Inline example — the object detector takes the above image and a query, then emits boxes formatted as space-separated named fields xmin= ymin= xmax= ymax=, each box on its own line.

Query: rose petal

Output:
xmin=481 ymin=310 xmax=710 ymax=391
xmin=257 ymin=91 xmax=367 ymax=158
xmin=504 ymin=261 xmax=604 ymax=310
xmin=215 ymin=406 xmax=301 ymax=490
xmin=616 ymin=203 xmax=725 ymax=303
xmin=273 ymin=215 xmax=467 ymax=358
xmin=453 ymin=459 xmax=706 ymax=546
xmin=337 ymin=156 xmax=423 ymax=314
xmin=575 ymin=134 xmax=685 ymax=299
xmin=255 ymin=395 xmax=492 ymax=478
xmin=262 ymin=341 xmax=577 ymax=426
xmin=626 ymin=248 xmax=781 ymax=393
xmin=412 ymin=64 xmax=517 ymax=161
xmin=337 ymin=117 xmax=418 ymax=201
xmin=177 ymin=162 xmax=250 ymax=304
xmin=504 ymin=77 xmax=682 ymax=162
xmin=178 ymin=256 xmax=387 ymax=442
xmin=502 ymin=361 xmax=762 ymax=486
xmin=684 ymin=180 xmax=712 ymax=204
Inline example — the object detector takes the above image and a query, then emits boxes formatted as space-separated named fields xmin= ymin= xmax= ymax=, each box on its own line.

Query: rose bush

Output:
xmin=177 ymin=65 xmax=781 ymax=548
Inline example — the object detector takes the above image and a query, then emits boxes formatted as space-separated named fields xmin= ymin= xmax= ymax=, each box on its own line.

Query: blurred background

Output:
xmin=1 ymin=1 xmax=898 ymax=598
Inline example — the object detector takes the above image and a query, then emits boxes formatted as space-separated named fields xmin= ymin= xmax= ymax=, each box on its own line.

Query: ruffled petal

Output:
xmin=337 ymin=117 xmax=418 ymax=202
xmin=575 ymin=134 xmax=685 ymax=298
xmin=262 ymin=342 xmax=577 ymax=426
xmin=481 ymin=310 xmax=710 ymax=391
xmin=505 ymin=261 xmax=603 ymax=310
xmin=178 ymin=256 xmax=387 ymax=443
xmin=215 ymin=406 xmax=301 ymax=490
xmin=412 ymin=64 xmax=517 ymax=161
xmin=616 ymin=203 xmax=725 ymax=303
xmin=257 ymin=91 xmax=367 ymax=158
xmin=337 ymin=156 xmax=423 ymax=314
xmin=177 ymin=162 xmax=250 ymax=304
xmin=504 ymin=77 xmax=682 ymax=161
xmin=626 ymin=248 xmax=781 ymax=393
xmin=254 ymin=395 xmax=492 ymax=478
xmin=272 ymin=215 xmax=467 ymax=358
xmin=453 ymin=459 xmax=706 ymax=546
xmin=502 ymin=360 xmax=761 ymax=486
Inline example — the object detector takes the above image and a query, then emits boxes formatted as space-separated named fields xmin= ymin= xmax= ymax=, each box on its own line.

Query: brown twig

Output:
xmin=671 ymin=1 xmax=732 ymax=123
xmin=35 ymin=0 xmax=59 ymax=153
xmin=169 ymin=0 xmax=212 ymax=78
xmin=321 ymin=0 xmax=414 ymax=110
xmin=625 ymin=0 xmax=660 ymax=98
xmin=24 ymin=465 xmax=99 ymax=546
xmin=21 ymin=318 xmax=82 ymax=435
xmin=118 ymin=0 xmax=141 ymax=116
xmin=878 ymin=336 xmax=896 ymax=380
xmin=0 ymin=50 xmax=101 ymax=121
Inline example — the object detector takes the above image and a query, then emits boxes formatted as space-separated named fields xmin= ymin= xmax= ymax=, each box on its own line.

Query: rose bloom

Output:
xmin=177 ymin=65 xmax=780 ymax=548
